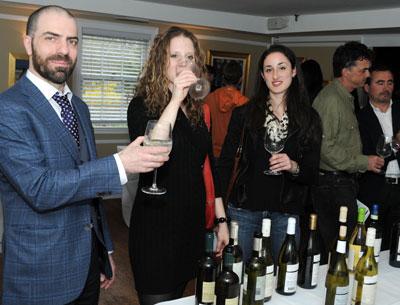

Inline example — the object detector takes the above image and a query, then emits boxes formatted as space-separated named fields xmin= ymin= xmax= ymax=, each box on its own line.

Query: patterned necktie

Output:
xmin=52 ymin=92 xmax=80 ymax=147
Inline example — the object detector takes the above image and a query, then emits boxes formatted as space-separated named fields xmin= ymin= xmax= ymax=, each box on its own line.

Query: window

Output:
xmin=76 ymin=23 xmax=157 ymax=129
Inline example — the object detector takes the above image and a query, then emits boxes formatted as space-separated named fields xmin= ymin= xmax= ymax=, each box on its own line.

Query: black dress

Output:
xmin=127 ymin=97 xmax=209 ymax=294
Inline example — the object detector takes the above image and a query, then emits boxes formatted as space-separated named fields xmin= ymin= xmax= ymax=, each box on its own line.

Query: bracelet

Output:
xmin=214 ymin=217 xmax=230 ymax=225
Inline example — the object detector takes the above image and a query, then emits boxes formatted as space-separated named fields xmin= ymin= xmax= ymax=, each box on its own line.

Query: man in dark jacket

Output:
xmin=357 ymin=63 xmax=400 ymax=250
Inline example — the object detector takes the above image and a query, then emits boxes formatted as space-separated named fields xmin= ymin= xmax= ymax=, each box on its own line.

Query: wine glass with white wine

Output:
xmin=264 ymin=128 xmax=286 ymax=175
xmin=141 ymin=120 xmax=173 ymax=195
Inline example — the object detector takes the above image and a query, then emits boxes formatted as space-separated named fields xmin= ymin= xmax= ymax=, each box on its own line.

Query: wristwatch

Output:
xmin=214 ymin=217 xmax=230 ymax=225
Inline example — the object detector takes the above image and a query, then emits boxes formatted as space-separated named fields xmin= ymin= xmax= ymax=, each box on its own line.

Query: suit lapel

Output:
xmin=73 ymin=96 xmax=97 ymax=160
xmin=20 ymin=76 xmax=80 ymax=162
xmin=365 ymin=103 xmax=383 ymax=140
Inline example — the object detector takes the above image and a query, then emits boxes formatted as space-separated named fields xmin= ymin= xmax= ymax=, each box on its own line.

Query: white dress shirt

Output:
xmin=370 ymin=100 xmax=400 ymax=178
xmin=26 ymin=70 xmax=128 ymax=185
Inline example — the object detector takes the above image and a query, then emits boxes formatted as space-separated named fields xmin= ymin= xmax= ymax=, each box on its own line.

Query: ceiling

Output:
xmin=136 ymin=0 xmax=400 ymax=17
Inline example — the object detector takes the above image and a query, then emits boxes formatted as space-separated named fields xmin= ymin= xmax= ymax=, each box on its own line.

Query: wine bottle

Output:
xmin=368 ymin=204 xmax=382 ymax=263
xmin=348 ymin=207 xmax=366 ymax=272
xmin=223 ymin=221 xmax=243 ymax=283
xmin=276 ymin=217 xmax=299 ymax=295
xmin=325 ymin=225 xmax=349 ymax=305
xmin=298 ymin=213 xmax=321 ymax=289
xmin=351 ymin=227 xmax=378 ymax=305
xmin=389 ymin=220 xmax=400 ymax=268
xmin=261 ymin=218 xmax=274 ymax=302
xmin=329 ymin=206 xmax=348 ymax=265
xmin=216 ymin=247 xmax=240 ymax=305
xmin=243 ymin=233 xmax=266 ymax=305
xmin=196 ymin=231 xmax=218 ymax=305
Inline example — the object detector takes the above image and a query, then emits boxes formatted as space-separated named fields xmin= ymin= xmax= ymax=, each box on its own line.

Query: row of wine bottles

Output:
xmin=195 ymin=204 xmax=400 ymax=305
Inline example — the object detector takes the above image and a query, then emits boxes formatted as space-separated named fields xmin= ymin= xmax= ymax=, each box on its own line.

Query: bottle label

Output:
xmin=311 ymin=258 xmax=320 ymax=286
xmin=233 ymin=261 xmax=243 ymax=283
xmin=284 ymin=263 xmax=299 ymax=293
xmin=352 ymin=277 xmax=377 ymax=305
xmin=337 ymin=240 xmax=346 ymax=254
xmin=334 ymin=285 xmax=349 ymax=305
xmin=243 ymin=273 xmax=248 ymax=293
xmin=348 ymin=244 xmax=362 ymax=271
xmin=374 ymin=238 xmax=382 ymax=262
xmin=265 ymin=264 xmax=274 ymax=298
xmin=255 ymin=275 xmax=266 ymax=300
xmin=201 ymin=281 xmax=215 ymax=303
xmin=225 ymin=296 xmax=239 ymax=305
xmin=397 ymin=236 xmax=400 ymax=252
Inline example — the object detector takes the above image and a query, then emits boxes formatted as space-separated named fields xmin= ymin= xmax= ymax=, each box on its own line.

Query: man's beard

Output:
xmin=31 ymin=43 xmax=76 ymax=84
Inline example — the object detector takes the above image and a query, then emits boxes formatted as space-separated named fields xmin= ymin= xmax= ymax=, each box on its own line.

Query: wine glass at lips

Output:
xmin=141 ymin=120 xmax=173 ymax=195
xmin=264 ymin=127 xmax=286 ymax=175
xmin=181 ymin=59 xmax=210 ymax=100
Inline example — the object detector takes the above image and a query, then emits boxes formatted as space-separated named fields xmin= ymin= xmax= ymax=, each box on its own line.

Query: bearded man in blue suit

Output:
xmin=0 ymin=5 xmax=169 ymax=305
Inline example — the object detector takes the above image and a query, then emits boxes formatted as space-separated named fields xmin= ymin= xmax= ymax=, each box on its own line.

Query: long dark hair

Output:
xmin=248 ymin=44 xmax=320 ymax=148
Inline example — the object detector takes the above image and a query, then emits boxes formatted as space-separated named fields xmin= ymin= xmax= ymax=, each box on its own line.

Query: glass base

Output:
xmin=264 ymin=169 xmax=282 ymax=175
xmin=141 ymin=185 xmax=166 ymax=195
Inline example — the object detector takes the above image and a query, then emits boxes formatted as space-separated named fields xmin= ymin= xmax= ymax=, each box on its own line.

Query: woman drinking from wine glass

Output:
xmin=218 ymin=45 xmax=322 ymax=263
xmin=127 ymin=26 xmax=229 ymax=305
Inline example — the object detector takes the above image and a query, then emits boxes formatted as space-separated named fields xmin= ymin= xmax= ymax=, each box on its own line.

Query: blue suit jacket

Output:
xmin=0 ymin=76 xmax=122 ymax=305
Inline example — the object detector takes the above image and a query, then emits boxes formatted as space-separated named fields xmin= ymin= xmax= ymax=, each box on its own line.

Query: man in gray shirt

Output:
xmin=312 ymin=41 xmax=384 ymax=263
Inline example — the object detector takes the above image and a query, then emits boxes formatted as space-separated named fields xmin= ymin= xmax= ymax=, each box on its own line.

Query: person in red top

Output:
xmin=205 ymin=61 xmax=249 ymax=158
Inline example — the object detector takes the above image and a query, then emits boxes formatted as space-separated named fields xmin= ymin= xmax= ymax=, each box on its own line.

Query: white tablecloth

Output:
xmin=158 ymin=251 xmax=400 ymax=305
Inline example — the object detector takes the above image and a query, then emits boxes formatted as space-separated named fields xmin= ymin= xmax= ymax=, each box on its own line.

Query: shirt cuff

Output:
xmin=113 ymin=153 xmax=128 ymax=185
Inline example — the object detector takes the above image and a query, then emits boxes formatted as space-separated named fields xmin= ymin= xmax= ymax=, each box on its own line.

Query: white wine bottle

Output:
xmin=216 ymin=247 xmax=240 ymax=305
xmin=196 ymin=231 xmax=218 ymax=305
xmin=276 ymin=217 xmax=299 ymax=295
xmin=261 ymin=218 xmax=274 ymax=302
xmin=243 ymin=233 xmax=266 ymax=305
xmin=325 ymin=225 xmax=349 ymax=305
xmin=329 ymin=206 xmax=348 ymax=266
xmin=298 ymin=213 xmax=320 ymax=289
xmin=368 ymin=204 xmax=382 ymax=263
xmin=348 ymin=208 xmax=366 ymax=272
xmin=223 ymin=221 xmax=243 ymax=283
xmin=351 ymin=227 xmax=378 ymax=305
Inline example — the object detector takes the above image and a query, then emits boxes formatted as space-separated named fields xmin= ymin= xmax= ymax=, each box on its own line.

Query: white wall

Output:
xmin=5 ymin=0 xmax=400 ymax=35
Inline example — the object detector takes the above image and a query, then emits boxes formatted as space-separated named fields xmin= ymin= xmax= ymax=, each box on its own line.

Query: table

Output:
xmin=159 ymin=251 xmax=400 ymax=305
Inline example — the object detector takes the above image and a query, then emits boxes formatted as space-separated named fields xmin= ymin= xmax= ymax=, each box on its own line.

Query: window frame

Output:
xmin=73 ymin=18 xmax=158 ymax=133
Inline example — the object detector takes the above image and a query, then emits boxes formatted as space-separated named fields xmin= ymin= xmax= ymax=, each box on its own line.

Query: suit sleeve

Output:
xmin=0 ymin=96 xmax=122 ymax=213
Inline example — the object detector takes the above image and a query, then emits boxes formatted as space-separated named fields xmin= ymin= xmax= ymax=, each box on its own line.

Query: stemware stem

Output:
xmin=151 ymin=169 xmax=159 ymax=189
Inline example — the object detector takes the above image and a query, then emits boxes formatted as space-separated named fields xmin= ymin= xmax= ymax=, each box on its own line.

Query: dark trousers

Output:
xmin=137 ymin=282 xmax=187 ymax=305
xmin=311 ymin=173 xmax=358 ymax=264
xmin=65 ymin=232 xmax=101 ymax=305
xmin=359 ymin=183 xmax=400 ymax=250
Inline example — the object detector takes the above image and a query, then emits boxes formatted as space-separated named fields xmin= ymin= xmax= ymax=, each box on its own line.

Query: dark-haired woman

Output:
xmin=218 ymin=45 xmax=322 ymax=263
xmin=127 ymin=27 xmax=229 ymax=305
